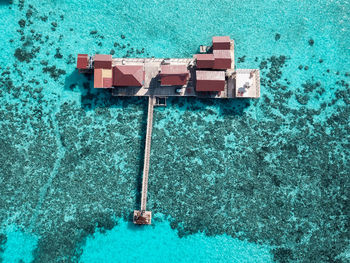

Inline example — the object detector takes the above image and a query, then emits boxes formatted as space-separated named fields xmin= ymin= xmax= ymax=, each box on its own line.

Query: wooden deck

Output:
xmin=133 ymin=96 xmax=155 ymax=225
xmin=235 ymin=69 xmax=261 ymax=98
xmin=141 ymin=96 xmax=154 ymax=211
xmin=133 ymin=210 xmax=152 ymax=225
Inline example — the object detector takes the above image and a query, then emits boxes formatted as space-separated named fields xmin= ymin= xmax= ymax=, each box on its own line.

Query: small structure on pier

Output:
xmin=195 ymin=54 xmax=215 ymax=69
xmin=133 ymin=210 xmax=152 ymax=225
xmin=77 ymin=54 xmax=89 ymax=69
xmin=94 ymin=68 xmax=112 ymax=88
xmin=159 ymin=64 xmax=189 ymax=86
xmin=94 ymin=54 xmax=112 ymax=69
xmin=213 ymin=50 xmax=232 ymax=69
xmin=76 ymin=54 xmax=92 ymax=73
xmin=77 ymin=36 xmax=260 ymax=225
xmin=113 ymin=65 xmax=145 ymax=86
xmin=196 ymin=71 xmax=226 ymax=92
xmin=212 ymin=36 xmax=231 ymax=50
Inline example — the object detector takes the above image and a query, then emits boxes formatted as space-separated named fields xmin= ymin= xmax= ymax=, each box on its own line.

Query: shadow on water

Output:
xmin=168 ymin=96 xmax=251 ymax=116
xmin=64 ymin=70 xmax=113 ymax=110
xmin=64 ymin=69 xmax=251 ymax=116
xmin=64 ymin=69 xmax=147 ymax=111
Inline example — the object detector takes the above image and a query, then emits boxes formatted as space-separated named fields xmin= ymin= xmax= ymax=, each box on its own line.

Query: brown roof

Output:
xmin=196 ymin=70 xmax=225 ymax=80
xmin=196 ymin=54 xmax=214 ymax=69
xmin=196 ymin=54 xmax=214 ymax=60
xmin=94 ymin=69 xmax=103 ymax=88
xmin=77 ymin=54 xmax=89 ymax=69
xmin=160 ymin=64 xmax=188 ymax=75
xmin=212 ymin=36 xmax=231 ymax=50
xmin=196 ymin=70 xmax=225 ymax=92
xmin=160 ymin=64 xmax=189 ymax=86
xmin=161 ymin=75 xmax=189 ymax=86
xmin=94 ymin=68 xmax=112 ymax=88
xmin=213 ymin=50 xmax=232 ymax=69
xmin=94 ymin=54 xmax=112 ymax=69
xmin=94 ymin=54 xmax=112 ymax=61
xmin=212 ymin=36 xmax=231 ymax=43
xmin=213 ymin=50 xmax=231 ymax=58
xmin=113 ymin=65 xmax=144 ymax=87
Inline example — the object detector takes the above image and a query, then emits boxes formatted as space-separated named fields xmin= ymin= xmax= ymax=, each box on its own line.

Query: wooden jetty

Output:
xmin=77 ymin=36 xmax=261 ymax=224
xmin=133 ymin=96 xmax=155 ymax=225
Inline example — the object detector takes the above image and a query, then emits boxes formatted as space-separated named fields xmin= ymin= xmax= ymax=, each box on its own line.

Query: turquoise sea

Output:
xmin=0 ymin=0 xmax=349 ymax=262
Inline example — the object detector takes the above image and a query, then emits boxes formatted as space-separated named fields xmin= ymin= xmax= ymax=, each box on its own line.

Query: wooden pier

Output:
xmin=133 ymin=96 xmax=155 ymax=225
xmin=76 ymin=36 xmax=261 ymax=225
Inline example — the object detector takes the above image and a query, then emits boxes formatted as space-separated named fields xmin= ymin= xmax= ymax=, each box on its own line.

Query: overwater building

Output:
xmin=77 ymin=36 xmax=260 ymax=99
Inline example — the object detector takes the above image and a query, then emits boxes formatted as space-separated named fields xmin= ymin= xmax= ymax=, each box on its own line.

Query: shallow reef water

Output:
xmin=79 ymin=215 xmax=273 ymax=263
xmin=0 ymin=0 xmax=349 ymax=262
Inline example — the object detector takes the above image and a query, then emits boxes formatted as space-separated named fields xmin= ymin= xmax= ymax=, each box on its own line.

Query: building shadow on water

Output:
xmin=64 ymin=69 xmax=148 ymax=111
xmin=64 ymin=69 xmax=251 ymax=115
xmin=168 ymin=96 xmax=251 ymax=116
xmin=64 ymin=70 xmax=113 ymax=110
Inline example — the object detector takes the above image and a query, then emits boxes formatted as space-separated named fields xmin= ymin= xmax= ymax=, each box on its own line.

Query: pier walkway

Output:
xmin=133 ymin=96 xmax=155 ymax=224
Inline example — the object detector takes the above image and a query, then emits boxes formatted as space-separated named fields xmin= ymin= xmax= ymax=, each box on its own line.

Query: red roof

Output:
xmin=94 ymin=68 xmax=112 ymax=88
xmin=103 ymin=78 xmax=112 ymax=88
xmin=160 ymin=64 xmax=189 ymax=86
xmin=161 ymin=75 xmax=189 ymax=86
xmin=94 ymin=54 xmax=112 ymax=69
xmin=94 ymin=69 xmax=103 ymax=88
xmin=160 ymin=64 xmax=188 ymax=75
xmin=212 ymin=36 xmax=231 ymax=50
xmin=113 ymin=65 xmax=144 ymax=87
xmin=196 ymin=71 xmax=225 ymax=92
xmin=213 ymin=50 xmax=232 ymax=69
xmin=196 ymin=54 xmax=214 ymax=69
xmin=77 ymin=54 xmax=89 ymax=69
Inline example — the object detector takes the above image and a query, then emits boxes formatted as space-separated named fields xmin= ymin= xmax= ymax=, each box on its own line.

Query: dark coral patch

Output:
xmin=42 ymin=65 xmax=66 ymax=80
xmin=54 ymin=48 xmax=63 ymax=59
xmin=40 ymin=15 xmax=48 ymax=22
xmin=238 ymin=55 xmax=246 ymax=63
xmin=14 ymin=47 xmax=36 ymax=63
xmin=308 ymin=38 xmax=314 ymax=46
xmin=18 ymin=19 xmax=26 ymax=28
xmin=275 ymin=33 xmax=281 ymax=41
